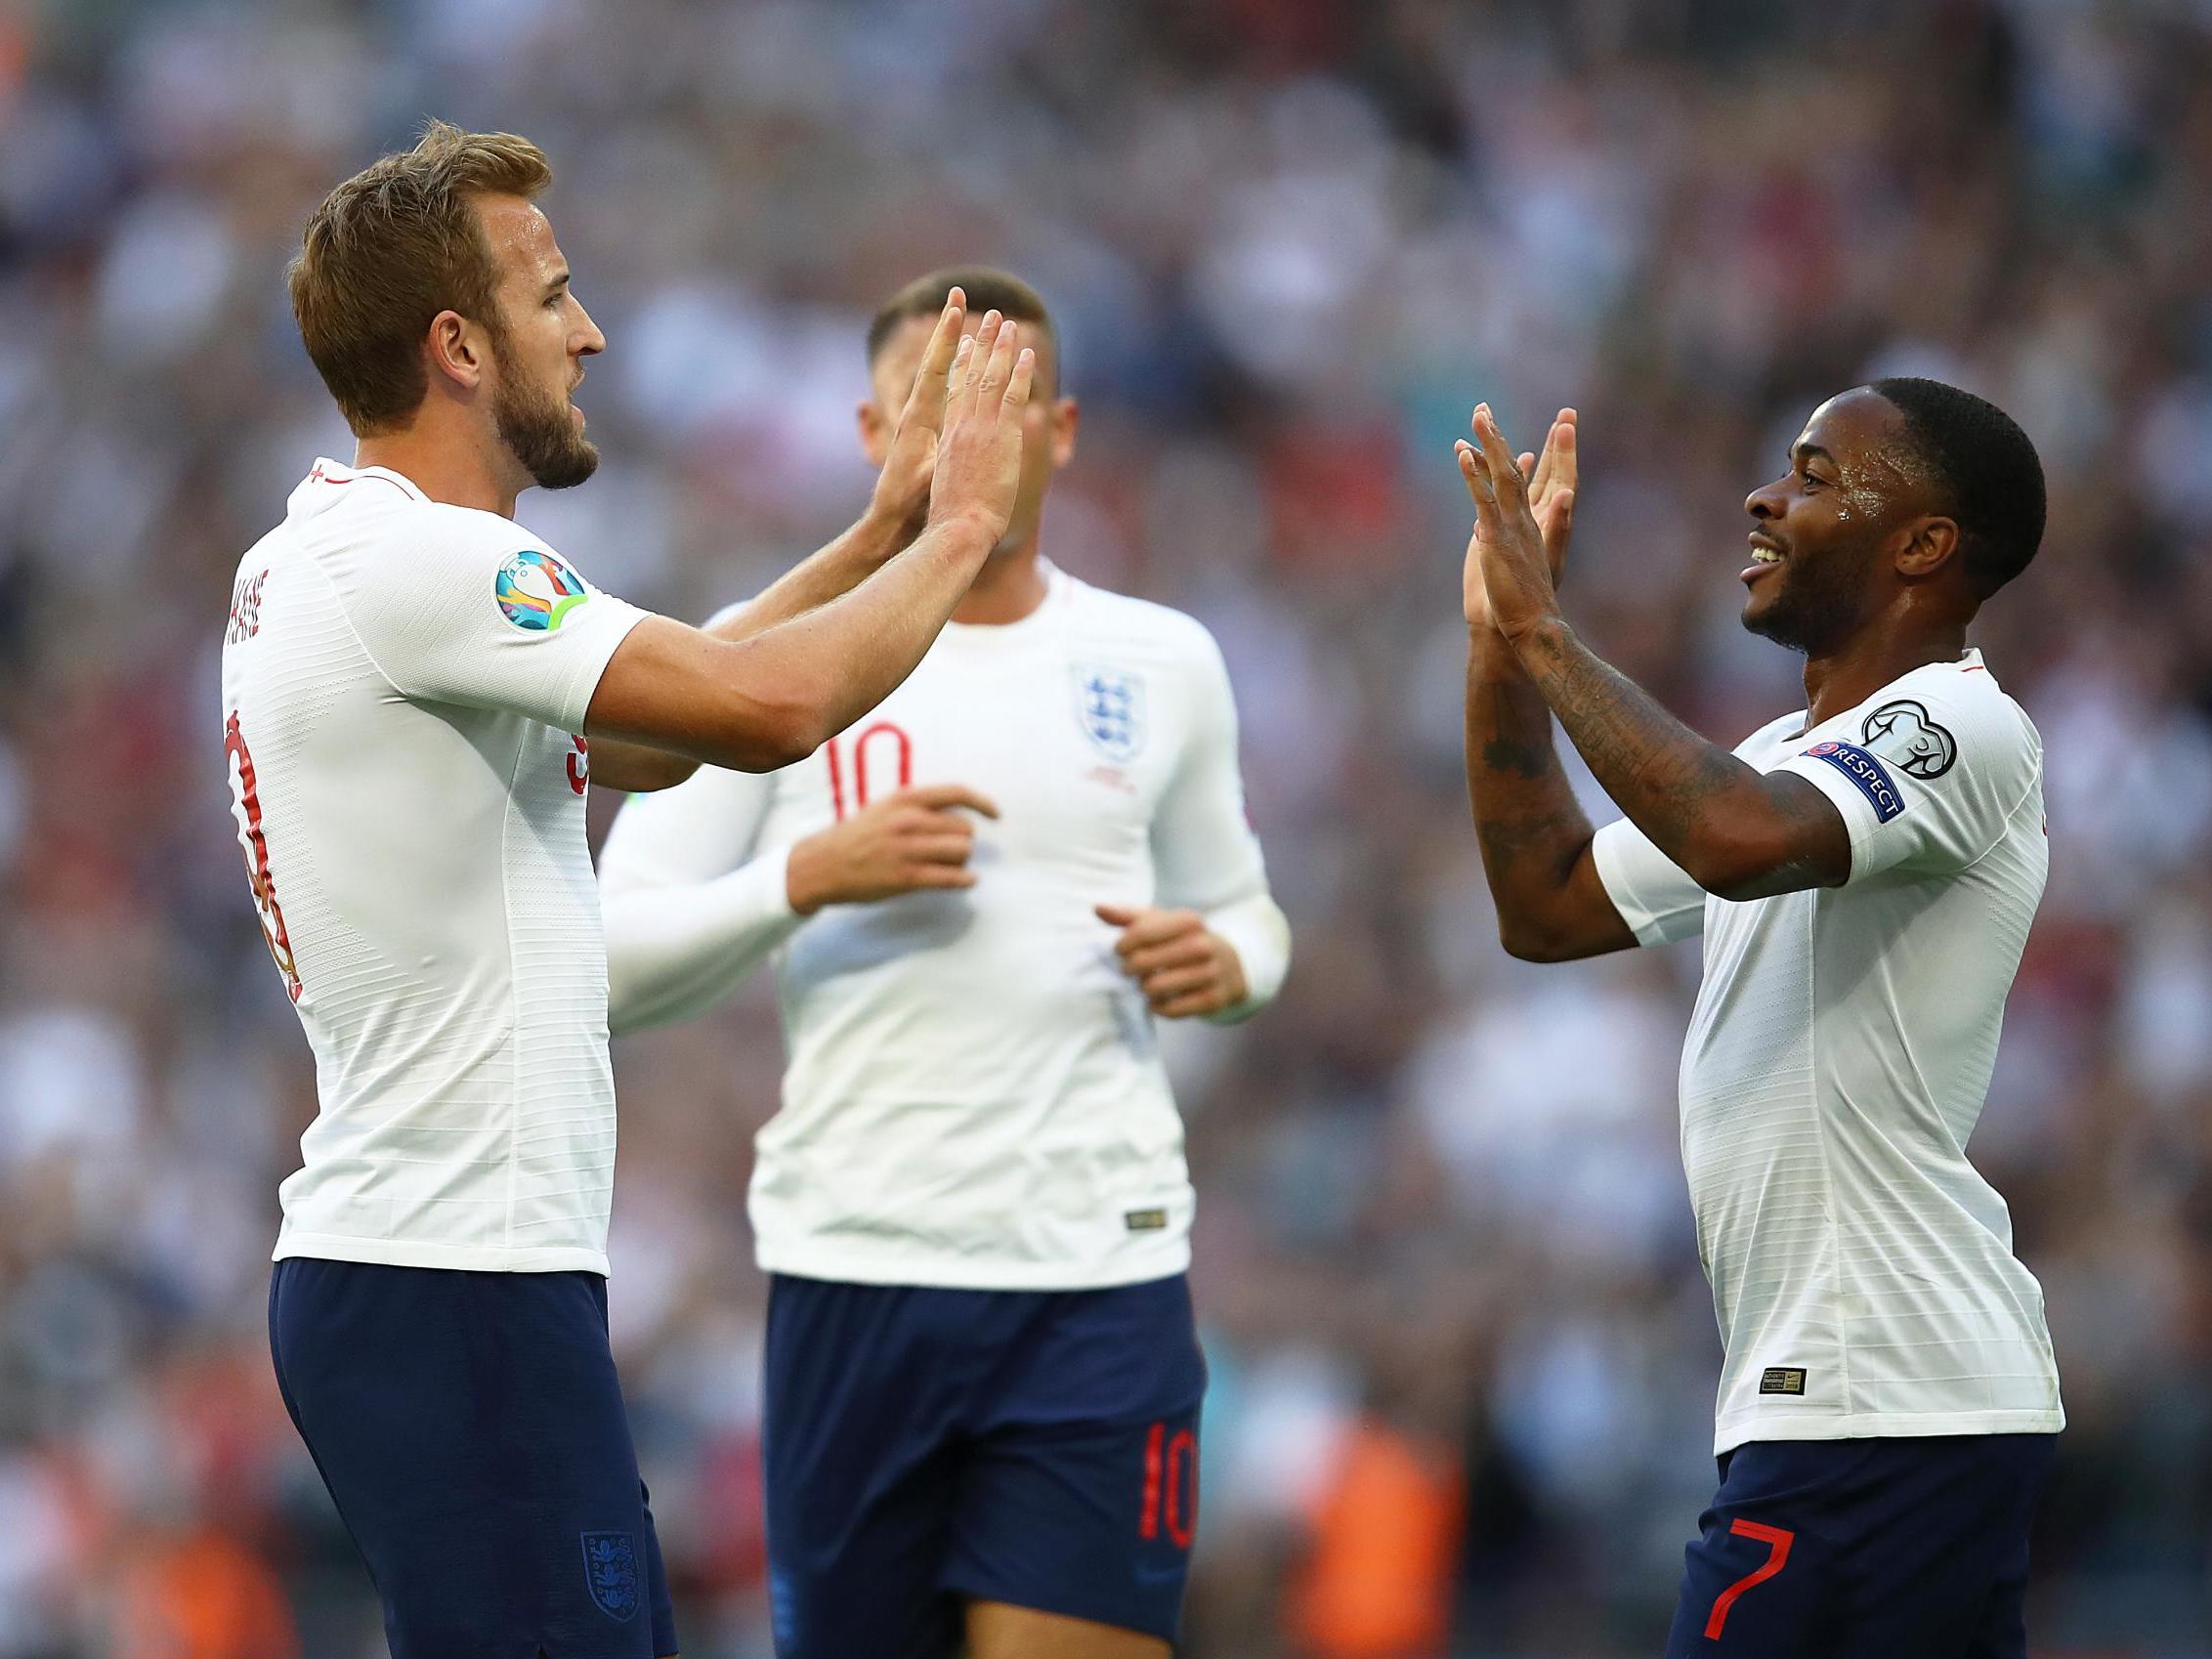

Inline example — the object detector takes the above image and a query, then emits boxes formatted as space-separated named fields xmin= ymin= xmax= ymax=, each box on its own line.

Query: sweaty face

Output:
xmin=866 ymin=314 xmax=1074 ymax=550
xmin=1739 ymin=390 xmax=1924 ymax=656
xmin=477 ymin=195 xmax=604 ymax=491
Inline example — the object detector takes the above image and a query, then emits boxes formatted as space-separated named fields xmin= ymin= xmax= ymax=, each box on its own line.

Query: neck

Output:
xmin=1803 ymin=613 xmax=1970 ymax=726
xmin=950 ymin=534 xmax=1048 ymax=625
xmin=355 ymin=412 xmax=522 ymax=518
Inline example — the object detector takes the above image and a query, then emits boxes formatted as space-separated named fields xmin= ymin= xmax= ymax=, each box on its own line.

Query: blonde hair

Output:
xmin=287 ymin=120 xmax=552 ymax=435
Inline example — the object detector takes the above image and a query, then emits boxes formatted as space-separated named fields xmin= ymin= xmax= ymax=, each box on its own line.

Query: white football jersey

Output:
xmin=599 ymin=563 xmax=1287 ymax=1291
xmin=221 ymin=460 xmax=646 ymax=1274
xmin=1595 ymin=650 xmax=2063 ymax=1453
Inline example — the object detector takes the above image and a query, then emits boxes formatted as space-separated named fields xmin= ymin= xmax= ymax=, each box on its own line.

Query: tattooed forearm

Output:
xmin=1464 ymin=632 xmax=1615 ymax=950
xmin=1510 ymin=617 xmax=1847 ymax=894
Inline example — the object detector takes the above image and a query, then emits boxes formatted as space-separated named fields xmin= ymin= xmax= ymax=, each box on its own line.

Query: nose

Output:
xmin=1746 ymin=478 xmax=1786 ymax=521
xmin=574 ymin=300 xmax=606 ymax=359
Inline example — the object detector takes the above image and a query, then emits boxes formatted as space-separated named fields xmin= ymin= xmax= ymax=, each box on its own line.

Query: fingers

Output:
xmin=1105 ymin=907 xmax=1205 ymax=955
xmin=1552 ymin=407 xmax=1578 ymax=497
xmin=902 ymin=783 xmax=1000 ymax=818
xmin=1137 ymin=963 xmax=1220 ymax=1000
xmin=1456 ymin=438 xmax=1502 ymax=537
xmin=1517 ymin=451 xmax=1536 ymax=484
xmin=1541 ymin=488 xmax=1576 ymax=565
xmin=974 ymin=312 xmax=1019 ymax=405
xmin=1150 ymin=989 xmax=1225 ymax=1019
xmin=947 ymin=334 xmax=978 ymax=406
xmin=902 ymin=288 xmax=966 ymax=432
xmin=1123 ymin=936 xmax=1214 ymax=978
xmin=1093 ymin=903 xmax=1138 ymax=927
xmin=1470 ymin=404 xmax=1525 ymax=505
xmin=1004 ymin=346 xmax=1036 ymax=413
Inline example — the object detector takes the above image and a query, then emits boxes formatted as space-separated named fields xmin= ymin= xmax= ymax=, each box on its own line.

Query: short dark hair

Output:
xmin=1866 ymin=377 xmax=2046 ymax=599
xmin=866 ymin=266 xmax=1057 ymax=373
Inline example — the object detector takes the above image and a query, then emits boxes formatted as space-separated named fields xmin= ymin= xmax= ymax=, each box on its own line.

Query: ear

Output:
xmin=1046 ymin=396 xmax=1080 ymax=470
xmin=1895 ymin=515 xmax=1961 ymax=579
xmin=857 ymin=400 xmax=893 ymax=467
xmin=426 ymin=310 xmax=489 ymax=393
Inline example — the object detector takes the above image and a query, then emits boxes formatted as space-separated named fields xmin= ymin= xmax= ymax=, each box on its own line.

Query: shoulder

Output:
xmin=1856 ymin=657 xmax=2039 ymax=785
xmin=1060 ymin=575 xmax=1225 ymax=678
xmin=1735 ymin=710 xmax=1812 ymax=760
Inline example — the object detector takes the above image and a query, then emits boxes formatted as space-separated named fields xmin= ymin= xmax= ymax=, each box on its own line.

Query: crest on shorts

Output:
xmin=580 ymin=1530 xmax=640 ymax=1622
xmin=1073 ymin=664 xmax=1146 ymax=763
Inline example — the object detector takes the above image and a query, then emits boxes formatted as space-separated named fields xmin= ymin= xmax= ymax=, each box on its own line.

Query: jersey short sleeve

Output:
xmin=1593 ymin=817 xmax=1708 ymax=945
xmin=323 ymin=505 xmax=646 ymax=732
xmin=1773 ymin=677 xmax=2039 ymax=884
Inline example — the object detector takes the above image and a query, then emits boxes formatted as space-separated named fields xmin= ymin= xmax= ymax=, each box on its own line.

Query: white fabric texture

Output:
xmin=221 ymin=459 xmax=645 ymax=1274
xmin=1593 ymin=650 xmax=2063 ymax=1453
xmin=599 ymin=563 xmax=1287 ymax=1291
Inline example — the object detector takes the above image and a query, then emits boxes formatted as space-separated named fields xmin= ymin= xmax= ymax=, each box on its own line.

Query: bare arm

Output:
xmin=585 ymin=305 xmax=1036 ymax=772
xmin=1455 ymin=410 xmax=1633 ymax=958
xmin=1460 ymin=404 xmax=1849 ymax=901
xmin=1464 ymin=629 xmax=1637 ymax=959
xmin=586 ymin=299 xmax=973 ymax=790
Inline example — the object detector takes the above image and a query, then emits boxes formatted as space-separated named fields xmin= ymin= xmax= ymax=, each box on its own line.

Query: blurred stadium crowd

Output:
xmin=2 ymin=0 xmax=2210 ymax=1653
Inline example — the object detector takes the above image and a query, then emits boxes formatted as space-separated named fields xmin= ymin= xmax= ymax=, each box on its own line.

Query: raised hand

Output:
xmin=1461 ymin=407 xmax=1577 ymax=629
xmin=1459 ymin=404 xmax=1576 ymax=639
xmin=925 ymin=311 xmax=1036 ymax=545
xmin=867 ymin=289 xmax=969 ymax=533
xmin=784 ymin=784 xmax=1000 ymax=914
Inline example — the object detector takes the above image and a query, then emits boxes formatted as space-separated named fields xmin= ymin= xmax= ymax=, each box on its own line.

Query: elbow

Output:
xmin=704 ymin=696 xmax=829 ymax=773
xmin=1498 ymin=919 xmax=1580 ymax=963
xmin=1683 ymin=830 xmax=1794 ymax=904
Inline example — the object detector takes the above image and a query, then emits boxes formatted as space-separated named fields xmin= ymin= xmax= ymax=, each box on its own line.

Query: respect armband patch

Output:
xmin=1803 ymin=741 xmax=1905 ymax=823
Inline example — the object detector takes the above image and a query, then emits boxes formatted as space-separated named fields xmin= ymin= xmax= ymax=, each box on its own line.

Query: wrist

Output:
xmin=920 ymin=507 xmax=1005 ymax=559
xmin=784 ymin=837 xmax=830 ymax=915
xmin=1502 ymin=609 xmax=1570 ymax=656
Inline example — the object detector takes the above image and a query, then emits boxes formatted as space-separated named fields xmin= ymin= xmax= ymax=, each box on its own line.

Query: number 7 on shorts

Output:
xmin=1705 ymin=1518 xmax=1794 ymax=1639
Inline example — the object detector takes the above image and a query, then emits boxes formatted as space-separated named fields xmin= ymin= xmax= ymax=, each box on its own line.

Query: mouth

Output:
xmin=1741 ymin=532 xmax=1784 ymax=586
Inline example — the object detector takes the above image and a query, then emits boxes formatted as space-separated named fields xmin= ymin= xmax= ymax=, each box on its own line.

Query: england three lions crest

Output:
xmin=580 ymin=1530 xmax=640 ymax=1622
xmin=1073 ymin=664 xmax=1147 ymax=763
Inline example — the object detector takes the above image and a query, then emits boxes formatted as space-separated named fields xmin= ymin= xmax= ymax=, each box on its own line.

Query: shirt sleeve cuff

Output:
xmin=1201 ymin=893 xmax=1291 ymax=1025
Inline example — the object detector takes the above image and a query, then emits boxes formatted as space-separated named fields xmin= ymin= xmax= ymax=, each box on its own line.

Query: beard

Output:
xmin=490 ymin=344 xmax=599 ymax=490
xmin=1742 ymin=538 xmax=1879 ymax=657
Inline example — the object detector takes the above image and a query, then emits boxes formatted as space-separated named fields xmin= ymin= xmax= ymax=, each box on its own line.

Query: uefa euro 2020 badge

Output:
xmin=495 ymin=548 xmax=591 ymax=632
xmin=1073 ymin=663 xmax=1146 ymax=763
xmin=579 ymin=1530 xmax=640 ymax=1622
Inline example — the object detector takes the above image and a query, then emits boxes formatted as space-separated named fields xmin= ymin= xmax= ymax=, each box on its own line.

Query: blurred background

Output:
xmin=3 ymin=0 xmax=2210 ymax=1653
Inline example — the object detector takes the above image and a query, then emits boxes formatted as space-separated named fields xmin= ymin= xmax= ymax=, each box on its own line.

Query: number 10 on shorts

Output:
xmin=1139 ymin=1422 xmax=1197 ymax=1549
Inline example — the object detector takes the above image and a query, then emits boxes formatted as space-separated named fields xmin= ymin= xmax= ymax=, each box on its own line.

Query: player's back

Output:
xmin=221 ymin=459 xmax=642 ymax=1275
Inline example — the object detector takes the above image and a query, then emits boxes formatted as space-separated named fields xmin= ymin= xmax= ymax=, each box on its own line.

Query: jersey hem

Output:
xmin=274 ymin=1233 xmax=610 ymax=1276
xmin=1714 ymin=1406 xmax=2064 ymax=1456
xmin=753 ymin=1236 xmax=1192 ymax=1292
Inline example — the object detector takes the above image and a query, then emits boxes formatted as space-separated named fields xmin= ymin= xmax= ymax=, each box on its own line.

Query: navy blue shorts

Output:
xmin=762 ymin=1272 xmax=1207 ymax=1657
xmin=1664 ymin=1434 xmax=2057 ymax=1658
xmin=269 ymin=1257 xmax=678 ymax=1659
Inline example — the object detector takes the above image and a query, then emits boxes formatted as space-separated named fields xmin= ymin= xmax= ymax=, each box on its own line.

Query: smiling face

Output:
xmin=1739 ymin=389 xmax=1943 ymax=656
xmin=476 ymin=194 xmax=605 ymax=490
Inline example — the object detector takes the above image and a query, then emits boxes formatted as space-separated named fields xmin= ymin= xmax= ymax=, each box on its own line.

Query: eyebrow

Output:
xmin=1791 ymin=442 xmax=1837 ymax=470
xmin=544 ymin=270 xmax=571 ymax=295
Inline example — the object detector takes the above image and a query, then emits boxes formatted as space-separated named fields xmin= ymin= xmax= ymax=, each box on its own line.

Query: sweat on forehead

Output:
xmin=1804 ymin=392 xmax=1934 ymax=496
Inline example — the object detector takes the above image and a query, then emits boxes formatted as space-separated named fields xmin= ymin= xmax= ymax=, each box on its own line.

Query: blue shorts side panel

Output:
xmin=269 ymin=1258 xmax=677 ymax=1659
xmin=1664 ymin=1434 xmax=2056 ymax=1659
